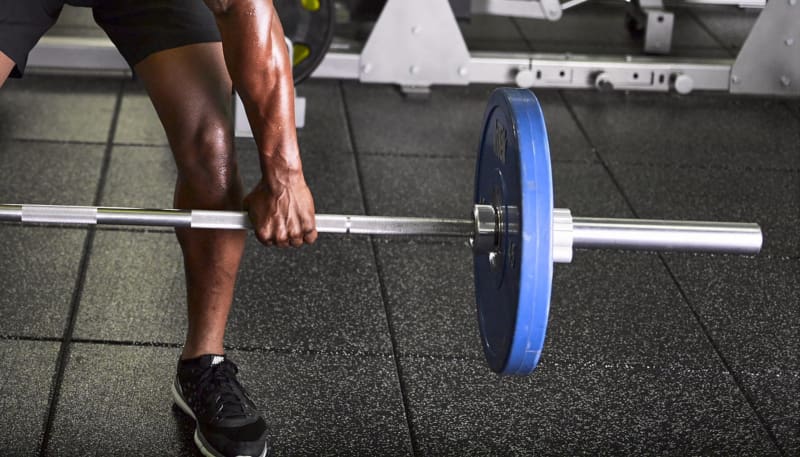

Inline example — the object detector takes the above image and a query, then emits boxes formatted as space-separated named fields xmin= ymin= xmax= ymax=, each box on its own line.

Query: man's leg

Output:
xmin=0 ymin=51 xmax=16 ymax=87
xmin=133 ymin=42 xmax=245 ymax=360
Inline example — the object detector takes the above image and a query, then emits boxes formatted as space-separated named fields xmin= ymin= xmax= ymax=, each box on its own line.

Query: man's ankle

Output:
xmin=180 ymin=345 xmax=225 ymax=361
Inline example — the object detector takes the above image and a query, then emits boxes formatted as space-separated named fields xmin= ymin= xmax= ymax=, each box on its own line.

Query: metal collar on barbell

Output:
xmin=471 ymin=204 xmax=575 ymax=264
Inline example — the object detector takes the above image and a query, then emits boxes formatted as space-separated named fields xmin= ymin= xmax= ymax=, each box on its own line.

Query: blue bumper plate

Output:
xmin=474 ymin=88 xmax=554 ymax=375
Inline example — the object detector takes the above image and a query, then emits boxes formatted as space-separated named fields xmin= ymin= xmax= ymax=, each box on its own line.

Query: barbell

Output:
xmin=0 ymin=89 xmax=762 ymax=375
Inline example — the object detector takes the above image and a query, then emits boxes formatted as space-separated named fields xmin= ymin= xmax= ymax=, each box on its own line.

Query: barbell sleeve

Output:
xmin=570 ymin=217 xmax=763 ymax=255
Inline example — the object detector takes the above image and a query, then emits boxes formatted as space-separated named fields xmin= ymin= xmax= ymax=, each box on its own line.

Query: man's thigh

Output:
xmin=92 ymin=0 xmax=221 ymax=73
xmin=94 ymin=0 xmax=230 ymax=153
xmin=134 ymin=42 xmax=235 ymax=165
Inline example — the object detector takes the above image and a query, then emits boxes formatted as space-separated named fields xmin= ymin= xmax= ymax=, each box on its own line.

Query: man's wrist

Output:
xmin=259 ymin=163 xmax=305 ymax=192
xmin=259 ymin=138 xmax=303 ymax=172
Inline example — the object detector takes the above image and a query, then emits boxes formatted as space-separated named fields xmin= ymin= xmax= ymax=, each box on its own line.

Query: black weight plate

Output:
xmin=275 ymin=0 xmax=336 ymax=84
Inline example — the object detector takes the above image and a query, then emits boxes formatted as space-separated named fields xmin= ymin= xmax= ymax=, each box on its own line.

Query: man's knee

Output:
xmin=172 ymin=121 xmax=241 ymax=206
xmin=173 ymin=119 xmax=238 ymax=187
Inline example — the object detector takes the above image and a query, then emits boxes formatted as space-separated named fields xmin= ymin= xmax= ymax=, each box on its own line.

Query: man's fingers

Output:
xmin=299 ymin=211 xmax=317 ymax=244
xmin=249 ymin=194 xmax=317 ymax=248
xmin=256 ymin=216 xmax=274 ymax=246
xmin=274 ymin=222 xmax=290 ymax=248
xmin=304 ymin=229 xmax=318 ymax=245
xmin=287 ymin=218 xmax=305 ymax=247
xmin=258 ymin=230 xmax=274 ymax=246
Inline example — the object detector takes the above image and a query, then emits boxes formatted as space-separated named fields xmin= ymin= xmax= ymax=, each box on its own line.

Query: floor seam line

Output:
xmin=685 ymin=8 xmax=738 ymax=58
xmin=339 ymin=81 xmax=420 ymax=457
xmin=5 ymin=137 xmax=108 ymax=147
xmin=559 ymin=90 xmax=787 ymax=455
xmin=112 ymin=142 xmax=169 ymax=148
xmin=357 ymin=151 xmax=799 ymax=174
xmin=558 ymin=91 xmax=639 ymax=218
xmin=359 ymin=151 xmax=476 ymax=160
xmin=604 ymin=160 xmax=800 ymax=174
xmin=357 ymin=150 xmax=598 ymax=165
xmin=369 ymin=241 xmax=421 ymax=456
xmin=658 ymin=258 xmax=787 ymax=455
xmin=37 ymin=80 xmax=125 ymax=457
xmin=65 ymin=338 xmax=397 ymax=358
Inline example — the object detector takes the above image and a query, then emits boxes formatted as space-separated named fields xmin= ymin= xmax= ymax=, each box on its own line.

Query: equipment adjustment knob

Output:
xmin=515 ymin=69 xmax=535 ymax=89
xmin=594 ymin=72 xmax=614 ymax=91
xmin=673 ymin=74 xmax=694 ymax=94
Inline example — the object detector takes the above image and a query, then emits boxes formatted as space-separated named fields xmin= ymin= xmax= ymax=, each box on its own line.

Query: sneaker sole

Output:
xmin=171 ymin=380 xmax=268 ymax=457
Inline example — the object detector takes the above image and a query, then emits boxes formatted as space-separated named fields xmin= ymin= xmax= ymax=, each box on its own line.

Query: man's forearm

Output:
xmin=205 ymin=0 xmax=302 ymax=181
xmin=204 ymin=0 xmax=317 ymax=248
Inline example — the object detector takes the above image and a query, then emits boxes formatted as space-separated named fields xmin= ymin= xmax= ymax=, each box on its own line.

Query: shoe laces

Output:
xmin=195 ymin=360 xmax=250 ymax=422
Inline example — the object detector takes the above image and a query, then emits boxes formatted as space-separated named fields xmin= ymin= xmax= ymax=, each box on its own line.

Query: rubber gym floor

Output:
xmin=0 ymin=4 xmax=798 ymax=457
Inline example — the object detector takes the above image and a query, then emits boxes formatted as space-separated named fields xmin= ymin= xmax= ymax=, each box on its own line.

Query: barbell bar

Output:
xmin=0 ymin=204 xmax=761 ymax=257
xmin=0 ymin=88 xmax=763 ymax=376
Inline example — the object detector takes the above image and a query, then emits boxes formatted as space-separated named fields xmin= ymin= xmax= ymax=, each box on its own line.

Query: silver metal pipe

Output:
xmin=572 ymin=217 xmax=762 ymax=255
xmin=0 ymin=205 xmax=472 ymax=237
xmin=0 ymin=204 xmax=22 ymax=221
xmin=315 ymin=214 xmax=473 ymax=236
xmin=97 ymin=208 xmax=192 ymax=228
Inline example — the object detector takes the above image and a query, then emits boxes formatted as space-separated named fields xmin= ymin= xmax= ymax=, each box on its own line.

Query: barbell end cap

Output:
xmin=745 ymin=224 xmax=763 ymax=255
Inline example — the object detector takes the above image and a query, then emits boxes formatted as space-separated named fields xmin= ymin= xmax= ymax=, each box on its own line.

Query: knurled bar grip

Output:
xmin=0 ymin=204 xmax=474 ymax=236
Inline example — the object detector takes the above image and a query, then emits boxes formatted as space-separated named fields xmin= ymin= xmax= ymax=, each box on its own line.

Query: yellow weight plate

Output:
xmin=293 ymin=44 xmax=311 ymax=66
xmin=301 ymin=0 xmax=320 ymax=12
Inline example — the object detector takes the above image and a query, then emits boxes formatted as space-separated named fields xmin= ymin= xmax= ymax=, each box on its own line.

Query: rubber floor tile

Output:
xmin=0 ymin=339 xmax=60 ymax=457
xmin=0 ymin=76 xmax=119 ymax=143
xmin=0 ymin=226 xmax=87 ymax=338
xmin=0 ymin=140 xmax=104 ymax=205
xmin=45 ymin=344 xmax=412 ymax=456
xmin=563 ymin=91 xmax=800 ymax=170
xmin=400 ymin=356 xmax=781 ymax=456
xmin=609 ymin=165 xmax=799 ymax=258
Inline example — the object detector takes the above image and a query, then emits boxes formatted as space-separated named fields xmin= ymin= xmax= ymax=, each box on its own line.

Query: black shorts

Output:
xmin=0 ymin=0 xmax=221 ymax=78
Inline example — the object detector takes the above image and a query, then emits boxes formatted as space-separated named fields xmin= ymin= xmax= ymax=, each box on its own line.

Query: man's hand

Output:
xmin=244 ymin=173 xmax=317 ymax=248
xmin=203 ymin=0 xmax=316 ymax=248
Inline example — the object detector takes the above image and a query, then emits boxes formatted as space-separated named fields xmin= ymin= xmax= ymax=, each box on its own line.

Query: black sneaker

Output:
xmin=172 ymin=354 xmax=268 ymax=457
